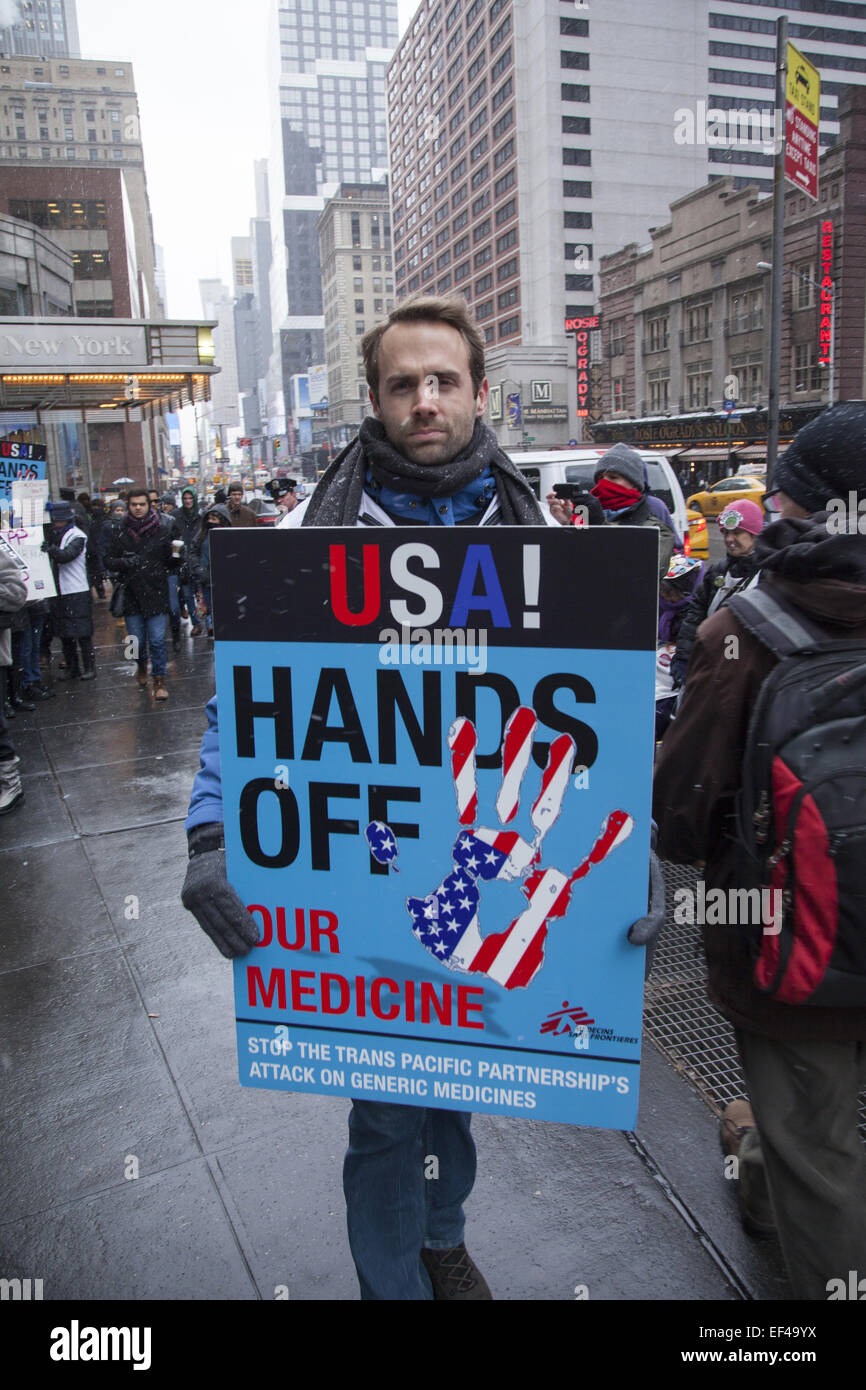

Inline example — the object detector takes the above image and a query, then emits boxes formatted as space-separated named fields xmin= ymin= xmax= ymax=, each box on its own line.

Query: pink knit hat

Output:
xmin=718 ymin=499 xmax=764 ymax=535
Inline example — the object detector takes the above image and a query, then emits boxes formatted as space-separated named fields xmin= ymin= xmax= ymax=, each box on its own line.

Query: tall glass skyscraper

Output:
xmin=266 ymin=0 xmax=399 ymax=432
xmin=0 ymin=0 xmax=80 ymax=58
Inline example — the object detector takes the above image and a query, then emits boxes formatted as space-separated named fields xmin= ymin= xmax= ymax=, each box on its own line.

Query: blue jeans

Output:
xmin=14 ymin=614 xmax=43 ymax=686
xmin=200 ymin=581 xmax=213 ymax=634
xmin=343 ymin=1101 xmax=476 ymax=1300
xmin=125 ymin=612 xmax=167 ymax=678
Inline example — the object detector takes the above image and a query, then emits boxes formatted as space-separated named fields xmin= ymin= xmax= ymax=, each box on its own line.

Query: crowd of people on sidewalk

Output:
xmin=0 ymin=474 xmax=301 ymax=808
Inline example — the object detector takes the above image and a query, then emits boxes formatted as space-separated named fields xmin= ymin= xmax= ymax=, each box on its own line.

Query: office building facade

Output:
xmin=388 ymin=0 xmax=866 ymax=447
xmin=265 ymin=0 xmax=398 ymax=435
xmin=0 ymin=0 xmax=80 ymax=59
xmin=318 ymin=179 xmax=393 ymax=444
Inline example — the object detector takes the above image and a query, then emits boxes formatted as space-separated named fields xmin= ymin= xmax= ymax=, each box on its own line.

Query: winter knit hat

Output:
xmin=593 ymin=442 xmax=647 ymax=491
xmin=773 ymin=403 xmax=866 ymax=512
xmin=718 ymin=499 xmax=764 ymax=536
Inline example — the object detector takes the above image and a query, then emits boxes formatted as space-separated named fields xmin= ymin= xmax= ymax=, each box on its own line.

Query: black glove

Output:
xmin=181 ymin=822 xmax=260 ymax=958
xmin=627 ymin=822 xmax=666 ymax=946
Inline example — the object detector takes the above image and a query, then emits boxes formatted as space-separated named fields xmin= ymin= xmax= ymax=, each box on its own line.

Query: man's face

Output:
xmin=228 ymin=488 xmax=242 ymax=509
xmin=148 ymin=492 xmax=159 ymax=507
xmin=182 ymin=494 xmax=195 ymax=510
xmin=161 ymin=499 xmax=174 ymax=512
xmin=370 ymin=320 xmax=488 ymax=466
xmin=129 ymin=496 xmax=149 ymax=518
xmin=278 ymin=489 xmax=298 ymax=513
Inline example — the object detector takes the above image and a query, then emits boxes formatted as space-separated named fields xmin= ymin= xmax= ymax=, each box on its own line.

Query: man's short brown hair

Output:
xmin=362 ymin=293 xmax=486 ymax=400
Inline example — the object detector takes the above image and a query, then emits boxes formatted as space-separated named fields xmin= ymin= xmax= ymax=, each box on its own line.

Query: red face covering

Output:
xmin=591 ymin=477 xmax=642 ymax=511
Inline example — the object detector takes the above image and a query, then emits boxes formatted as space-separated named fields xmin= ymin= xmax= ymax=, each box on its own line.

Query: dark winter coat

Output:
xmin=653 ymin=513 xmax=866 ymax=1042
xmin=105 ymin=513 xmax=182 ymax=618
xmin=604 ymin=495 xmax=675 ymax=579
xmin=189 ymin=505 xmax=233 ymax=585
xmin=670 ymin=551 xmax=758 ymax=688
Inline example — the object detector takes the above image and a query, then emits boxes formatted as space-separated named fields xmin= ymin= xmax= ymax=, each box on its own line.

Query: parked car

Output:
xmin=686 ymin=506 xmax=709 ymax=560
xmin=508 ymin=447 xmax=689 ymax=541
xmin=245 ymin=497 xmax=280 ymax=526
xmin=686 ymin=474 xmax=765 ymax=516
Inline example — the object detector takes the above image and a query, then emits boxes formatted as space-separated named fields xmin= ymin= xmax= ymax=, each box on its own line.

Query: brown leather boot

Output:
xmin=153 ymin=675 xmax=169 ymax=701
xmin=136 ymin=661 xmax=149 ymax=687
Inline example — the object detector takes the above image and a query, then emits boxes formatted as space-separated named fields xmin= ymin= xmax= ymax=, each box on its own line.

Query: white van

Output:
xmin=506 ymin=447 xmax=688 ymax=541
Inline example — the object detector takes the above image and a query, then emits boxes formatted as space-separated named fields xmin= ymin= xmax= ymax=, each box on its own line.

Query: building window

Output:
xmin=612 ymin=376 xmax=626 ymax=412
xmin=497 ymin=255 xmax=518 ymax=283
xmin=495 ymin=197 xmax=516 ymax=226
xmin=473 ymin=244 xmax=491 ymax=268
xmin=454 ymin=258 xmax=470 ymax=282
xmin=470 ymin=161 xmax=488 ymax=189
xmin=563 ymin=146 xmax=590 ymax=166
xmin=609 ymin=318 xmax=626 ymax=355
xmin=793 ymin=261 xmax=815 ymax=310
xmin=728 ymin=288 xmax=763 ymax=332
xmin=491 ymin=107 xmax=512 ymax=140
xmin=497 ymin=285 xmax=518 ymax=310
xmin=564 ymin=210 xmax=592 ymax=228
xmin=646 ymin=315 xmax=669 ymax=352
xmin=498 ymin=314 xmax=519 ymax=338
xmin=472 ymin=189 xmax=491 ymax=216
xmin=437 ymin=273 xmax=453 ymax=292
xmin=561 ymin=83 xmax=590 ymax=103
xmin=561 ymin=50 xmax=589 ymax=70
xmin=454 ymin=234 xmax=469 ymax=256
xmin=493 ymin=137 xmax=513 ymax=169
xmin=648 ymin=371 xmax=669 ymax=412
xmin=491 ymin=76 xmax=512 ymax=111
xmin=686 ymin=362 xmax=713 ymax=409
xmin=494 ymin=167 xmax=515 ymax=198
xmin=353 ymin=255 xmax=362 ymax=270
xmin=475 ymin=271 xmax=493 ymax=294
xmin=473 ymin=217 xmax=491 ymax=243
xmin=793 ymin=343 xmax=821 ymax=392
xmin=475 ymin=298 xmax=493 ymax=320
xmin=686 ymin=301 xmax=712 ymax=342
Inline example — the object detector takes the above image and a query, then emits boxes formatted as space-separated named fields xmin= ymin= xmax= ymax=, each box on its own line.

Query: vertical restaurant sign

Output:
xmin=785 ymin=41 xmax=820 ymax=201
xmin=817 ymin=219 xmax=833 ymax=367
xmin=211 ymin=526 xmax=657 ymax=1130
xmin=565 ymin=315 xmax=601 ymax=419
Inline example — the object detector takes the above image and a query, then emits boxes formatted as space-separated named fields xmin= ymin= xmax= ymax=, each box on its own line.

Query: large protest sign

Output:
xmin=0 ymin=527 xmax=56 ymax=601
xmin=0 ymin=441 xmax=47 ymax=503
xmin=212 ymin=526 xmax=657 ymax=1129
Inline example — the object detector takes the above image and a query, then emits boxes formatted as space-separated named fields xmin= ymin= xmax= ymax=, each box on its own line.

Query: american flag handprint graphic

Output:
xmin=364 ymin=705 xmax=634 ymax=991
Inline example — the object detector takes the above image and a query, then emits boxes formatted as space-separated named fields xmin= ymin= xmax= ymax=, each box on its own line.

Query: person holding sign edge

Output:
xmin=182 ymin=295 xmax=664 ymax=1300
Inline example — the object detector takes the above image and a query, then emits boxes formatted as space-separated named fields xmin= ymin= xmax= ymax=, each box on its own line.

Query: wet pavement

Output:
xmin=0 ymin=599 xmax=792 ymax=1302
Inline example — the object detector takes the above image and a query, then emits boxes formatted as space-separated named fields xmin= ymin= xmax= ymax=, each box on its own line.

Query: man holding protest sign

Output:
xmin=182 ymin=296 xmax=663 ymax=1300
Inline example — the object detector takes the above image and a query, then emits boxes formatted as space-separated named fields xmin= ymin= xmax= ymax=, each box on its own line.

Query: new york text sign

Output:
xmin=212 ymin=526 xmax=657 ymax=1128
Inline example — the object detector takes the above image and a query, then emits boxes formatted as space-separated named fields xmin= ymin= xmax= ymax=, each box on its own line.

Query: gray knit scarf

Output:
xmin=301 ymin=417 xmax=544 ymax=526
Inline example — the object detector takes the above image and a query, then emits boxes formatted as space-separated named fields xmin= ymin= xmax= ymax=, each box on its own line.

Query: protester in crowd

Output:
xmin=0 ymin=542 xmax=28 ymax=813
xmin=225 ymin=482 xmax=257 ymax=528
xmin=172 ymin=488 xmax=203 ymax=635
xmin=6 ymin=603 xmax=35 ymax=713
xmin=41 ymin=500 xmax=95 ymax=681
xmin=588 ymin=444 xmax=676 ymax=578
xmin=147 ymin=489 xmax=161 ymax=510
xmin=189 ymin=503 xmax=232 ymax=640
xmin=104 ymin=488 xmax=183 ymax=700
xmin=13 ymin=592 xmax=53 ymax=703
xmin=653 ymin=401 xmax=866 ymax=1300
xmin=654 ymin=554 xmax=704 ymax=741
xmin=58 ymin=486 xmax=90 ymax=533
xmin=670 ymin=500 xmax=764 ymax=691
xmin=86 ymin=496 xmax=109 ymax=599
xmin=180 ymin=294 xmax=664 ymax=1302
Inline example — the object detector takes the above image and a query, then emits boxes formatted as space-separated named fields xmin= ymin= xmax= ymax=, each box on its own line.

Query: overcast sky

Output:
xmin=75 ymin=0 xmax=412 ymax=320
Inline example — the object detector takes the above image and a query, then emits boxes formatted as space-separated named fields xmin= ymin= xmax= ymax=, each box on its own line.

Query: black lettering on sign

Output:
xmin=302 ymin=669 xmax=372 ymax=763
xmin=239 ymin=779 xmax=300 ymax=867
xmin=234 ymin=665 xmax=294 ymax=758
xmin=376 ymin=670 xmax=442 ymax=767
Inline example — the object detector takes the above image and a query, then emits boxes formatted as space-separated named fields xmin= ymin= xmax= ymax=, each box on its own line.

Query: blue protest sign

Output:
xmin=212 ymin=526 xmax=657 ymax=1128
xmin=0 ymin=441 xmax=47 ymax=502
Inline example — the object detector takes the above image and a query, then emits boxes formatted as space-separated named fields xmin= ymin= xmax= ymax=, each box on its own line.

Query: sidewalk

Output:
xmin=0 ymin=602 xmax=790 ymax=1300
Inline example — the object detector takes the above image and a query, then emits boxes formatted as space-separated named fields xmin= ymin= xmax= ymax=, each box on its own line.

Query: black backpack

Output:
xmin=729 ymin=584 xmax=866 ymax=1007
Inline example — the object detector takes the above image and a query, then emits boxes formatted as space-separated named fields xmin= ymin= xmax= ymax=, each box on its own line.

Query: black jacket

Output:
xmin=670 ymin=552 xmax=758 ymax=687
xmin=105 ymin=513 xmax=182 ymax=618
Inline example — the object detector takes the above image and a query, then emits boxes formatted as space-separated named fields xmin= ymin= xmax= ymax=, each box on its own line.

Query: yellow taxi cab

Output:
xmin=685 ymin=506 xmax=709 ymax=560
xmin=686 ymin=475 xmax=765 ymax=516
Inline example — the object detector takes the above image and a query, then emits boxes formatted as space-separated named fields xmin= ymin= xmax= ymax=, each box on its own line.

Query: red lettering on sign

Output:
xmin=329 ymin=544 xmax=381 ymax=626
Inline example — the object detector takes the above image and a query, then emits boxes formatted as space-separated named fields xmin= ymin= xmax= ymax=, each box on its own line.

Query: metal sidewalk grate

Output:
xmin=645 ymin=863 xmax=866 ymax=1140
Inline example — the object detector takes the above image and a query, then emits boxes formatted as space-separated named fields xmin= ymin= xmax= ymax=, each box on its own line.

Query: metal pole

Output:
xmin=766 ymin=15 xmax=788 ymax=491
